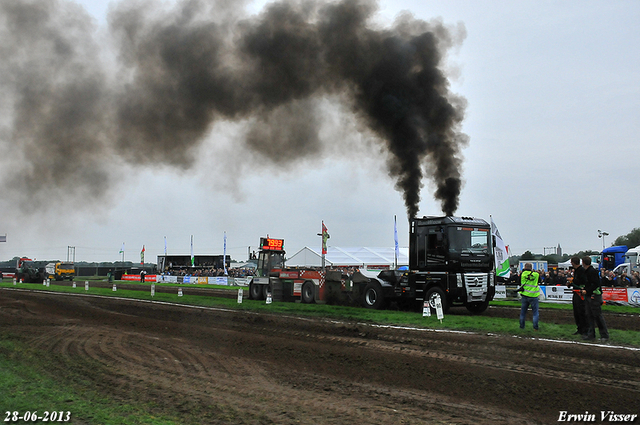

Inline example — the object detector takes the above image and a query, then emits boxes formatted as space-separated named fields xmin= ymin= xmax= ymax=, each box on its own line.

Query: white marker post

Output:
xmin=112 ymin=283 xmax=117 ymax=292
xmin=85 ymin=281 xmax=89 ymax=291
xmin=266 ymin=292 xmax=272 ymax=304
xmin=47 ymin=279 xmax=50 ymax=287
xmin=237 ymin=288 xmax=243 ymax=304
xmin=72 ymin=282 xmax=76 ymax=288
xmin=13 ymin=278 xmax=16 ymax=286
xmin=151 ymin=284 xmax=155 ymax=297
xmin=434 ymin=295 xmax=444 ymax=322
xmin=178 ymin=287 xmax=183 ymax=297
xmin=422 ymin=301 xmax=431 ymax=317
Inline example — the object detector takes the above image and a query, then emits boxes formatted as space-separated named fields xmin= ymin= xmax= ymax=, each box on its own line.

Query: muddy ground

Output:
xmin=1 ymin=287 xmax=639 ymax=424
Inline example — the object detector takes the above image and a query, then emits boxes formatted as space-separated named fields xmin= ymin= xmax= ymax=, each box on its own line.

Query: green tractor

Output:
xmin=16 ymin=257 xmax=46 ymax=283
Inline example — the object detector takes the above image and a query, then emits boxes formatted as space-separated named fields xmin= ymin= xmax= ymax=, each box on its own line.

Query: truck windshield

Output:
xmin=448 ymin=227 xmax=490 ymax=254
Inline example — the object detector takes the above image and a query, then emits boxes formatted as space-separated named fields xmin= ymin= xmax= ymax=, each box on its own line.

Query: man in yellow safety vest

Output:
xmin=518 ymin=263 xmax=540 ymax=331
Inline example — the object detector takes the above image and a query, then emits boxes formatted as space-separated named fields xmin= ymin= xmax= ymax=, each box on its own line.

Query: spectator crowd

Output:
xmin=508 ymin=266 xmax=639 ymax=288
xmin=162 ymin=267 xmax=256 ymax=278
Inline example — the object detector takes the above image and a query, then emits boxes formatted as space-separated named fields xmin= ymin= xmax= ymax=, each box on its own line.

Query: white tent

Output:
xmin=557 ymin=259 xmax=573 ymax=269
xmin=286 ymin=246 xmax=409 ymax=268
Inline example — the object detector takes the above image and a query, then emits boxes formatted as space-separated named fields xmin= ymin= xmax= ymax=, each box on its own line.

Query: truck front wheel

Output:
xmin=425 ymin=287 xmax=448 ymax=313
xmin=466 ymin=300 xmax=489 ymax=314
xmin=361 ymin=280 xmax=386 ymax=310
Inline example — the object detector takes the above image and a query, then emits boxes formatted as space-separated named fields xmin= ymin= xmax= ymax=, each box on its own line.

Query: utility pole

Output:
xmin=67 ymin=246 xmax=76 ymax=262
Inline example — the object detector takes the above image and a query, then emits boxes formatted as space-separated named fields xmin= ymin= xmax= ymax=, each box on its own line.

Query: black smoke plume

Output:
xmin=0 ymin=0 xmax=467 ymax=217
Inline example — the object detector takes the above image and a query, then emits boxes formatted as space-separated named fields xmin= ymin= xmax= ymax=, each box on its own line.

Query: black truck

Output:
xmin=361 ymin=216 xmax=496 ymax=314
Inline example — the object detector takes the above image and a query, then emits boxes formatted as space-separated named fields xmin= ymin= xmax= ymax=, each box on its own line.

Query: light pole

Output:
xmin=598 ymin=230 xmax=609 ymax=251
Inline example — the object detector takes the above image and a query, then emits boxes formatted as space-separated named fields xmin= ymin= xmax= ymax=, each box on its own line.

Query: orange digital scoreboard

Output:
xmin=260 ymin=237 xmax=284 ymax=251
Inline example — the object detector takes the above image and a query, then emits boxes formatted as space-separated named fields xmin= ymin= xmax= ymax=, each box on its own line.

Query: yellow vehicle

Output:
xmin=45 ymin=262 xmax=75 ymax=281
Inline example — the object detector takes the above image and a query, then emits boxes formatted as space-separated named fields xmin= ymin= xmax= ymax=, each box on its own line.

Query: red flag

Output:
xmin=321 ymin=222 xmax=330 ymax=255
xmin=140 ymin=245 xmax=145 ymax=265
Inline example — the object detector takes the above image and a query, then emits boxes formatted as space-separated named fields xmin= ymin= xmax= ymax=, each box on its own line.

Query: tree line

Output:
xmin=509 ymin=227 xmax=640 ymax=266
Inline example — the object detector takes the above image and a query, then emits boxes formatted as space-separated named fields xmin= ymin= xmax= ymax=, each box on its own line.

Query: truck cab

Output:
xmin=600 ymin=245 xmax=628 ymax=270
xmin=363 ymin=216 xmax=496 ymax=313
xmin=46 ymin=262 xmax=76 ymax=281
xmin=623 ymin=246 xmax=640 ymax=273
xmin=408 ymin=216 xmax=495 ymax=313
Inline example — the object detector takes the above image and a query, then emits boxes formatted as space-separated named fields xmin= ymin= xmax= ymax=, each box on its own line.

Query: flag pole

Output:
xmin=394 ymin=215 xmax=398 ymax=270
xmin=318 ymin=221 xmax=330 ymax=272
xmin=223 ymin=231 xmax=228 ymax=276
xmin=190 ymin=235 xmax=194 ymax=267
xmin=321 ymin=222 xmax=326 ymax=272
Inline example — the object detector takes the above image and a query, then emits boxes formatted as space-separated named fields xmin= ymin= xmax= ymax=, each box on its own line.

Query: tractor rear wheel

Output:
xmin=361 ymin=280 xmax=386 ymax=309
xmin=301 ymin=281 xmax=315 ymax=303
xmin=249 ymin=282 xmax=264 ymax=300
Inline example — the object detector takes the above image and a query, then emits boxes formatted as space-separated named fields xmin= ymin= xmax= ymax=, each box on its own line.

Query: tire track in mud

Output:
xmin=243 ymin=318 xmax=640 ymax=395
xmin=22 ymin=323 xmax=285 ymax=420
xmin=22 ymin=323 xmax=523 ymax=424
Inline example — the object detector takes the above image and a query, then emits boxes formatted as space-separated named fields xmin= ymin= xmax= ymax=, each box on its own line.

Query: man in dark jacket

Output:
xmin=616 ymin=272 xmax=632 ymax=287
xmin=568 ymin=257 xmax=587 ymax=336
xmin=582 ymin=257 xmax=609 ymax=341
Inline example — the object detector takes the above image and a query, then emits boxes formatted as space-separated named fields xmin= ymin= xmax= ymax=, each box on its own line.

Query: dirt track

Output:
xmin=1 ymin=288 xmax=639 ymax=424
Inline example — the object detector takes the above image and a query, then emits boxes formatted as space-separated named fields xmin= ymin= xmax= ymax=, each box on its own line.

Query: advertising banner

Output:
xmin=211 ymin=277 xmax=228 ymax=285
xmin=121 ymin=274 xmax=157 ymax=282
xmin=603 ymin=288 xmax=629 ymax=303
xmin=542 ymin=285 xmax=573 ymax=302
xmin=156 ymin=275 xmax=178 ymax=284
xmin=234 ymin=277 xmax=251 ymax=286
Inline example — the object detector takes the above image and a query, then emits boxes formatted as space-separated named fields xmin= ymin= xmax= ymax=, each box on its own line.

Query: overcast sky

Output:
xmin=0 ymin=0 xmax=638 ymax=264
